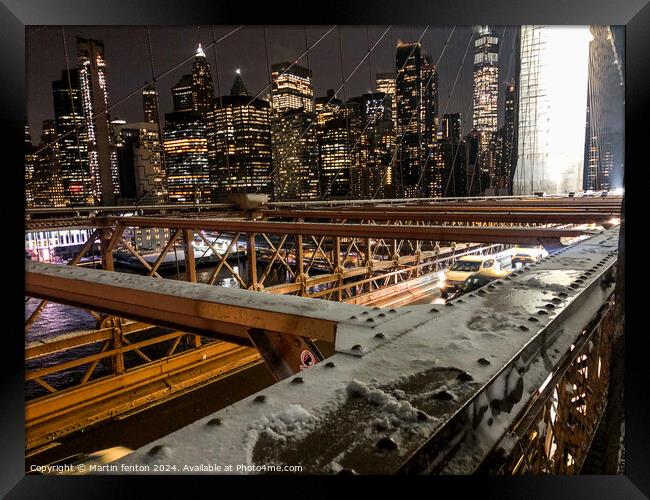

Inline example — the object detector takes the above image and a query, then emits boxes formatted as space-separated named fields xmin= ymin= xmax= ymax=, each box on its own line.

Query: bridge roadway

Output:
xmin=26 ymin=226 xmax=620 ymax=474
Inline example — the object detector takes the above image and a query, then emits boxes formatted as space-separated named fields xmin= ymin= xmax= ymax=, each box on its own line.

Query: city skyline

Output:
xmin=27 ymin=26 xmax=524 ymax=141
xmin=25 ymin=25 xmax=625 ymax=208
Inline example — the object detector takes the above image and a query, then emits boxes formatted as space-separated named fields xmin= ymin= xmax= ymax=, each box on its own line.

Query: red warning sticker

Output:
xmin=299 ymin=349 xmax=316 ymax=370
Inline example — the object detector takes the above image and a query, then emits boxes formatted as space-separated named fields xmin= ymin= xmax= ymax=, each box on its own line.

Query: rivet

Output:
xmin=206 ymin=418 xmax=222 ymax=426
xmin=552 ymin=298 xmax=562 ymax=304
xmin=430 ymin=308 xmax=439 ymax=313
xmin=389 ymin=309 xmax=397 ymax=313
xmin=457 ymin=372 xmax=473 ymax=382
xmin=325 ymin=361 xmax=335 ymax=368
xmin=559 ymin=292 xmax=568 ymax=298
xmin=519 ymin=325 xmax=530 ymax=331
xmin=477 ymin=358 xmax=491 ymax=366
xmin=416 ymin=411 xmax=429 ymax=422
xmin=378 ymin=313 xmax=386 ymax=317
xmin=349 ymin=315 xmax=357 ymax=320
xmin=529 ymin=317 xmax=539 ymax=322
xmin=374 ymin=332 xmax=386 ymax=339
xmin=433 ymin=390 xmax=453 ymax=400
xmin=366 ymin=318 xmax=375 ymax=323
xmin=457 ymin=299 xmax=464 ymax=303
xmin=254 ymin=395 xmax=266 ymax=403
xmin=292 ymin=377 xmax=304 ymax=384
xmin=478 ymin=289 xmax=487 ymax=295
xmin=148 ymin=445 xmax=166 ymax=456
xmin=361 ymin=311 xmax=369 ymax=315
xmin=376 ymin=437 xmax=398 ymax=452
xmin=351 ymin=344 xmax=363 ymax=351
xmin=488 ymin=284 xmax=495 ymax=289
xmin=445 ymin=302 xmax=454 ymax=307
xmin=537 ymin=310 xmax=548 ymax=316
xmin=545 ymin=304 xmax=556 ymax=309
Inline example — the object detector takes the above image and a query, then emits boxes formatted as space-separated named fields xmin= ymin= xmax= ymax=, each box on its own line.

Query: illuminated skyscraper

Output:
xmin=25 ymin=122 xmax=35 ymax=207
xmin=395 ymin=41 xmax=423 ymax=198
xmin=272 ymin=109 xmax=319 ymax=200
xmin=376 ymin=72 xmax=397 ymax=133
xmin=494 ymin=82 xmax=517 ymax=193
xmin=172 ymin=74 xmax=194 ymax=112
xmin=472 ymin=26 xmax=500 ymax=186
xmin=191 ymin=44 xmax=215 ymax=118
xmin=52 ymin=69 xmax=92 ymax=206
xmin=348 ymin=92 xmax=394 ymax=199
xmin=142 ymin=81 xmax=160 ymax=125
xmin=209 ymin=73 xmax=273 ymax=198
xmin=421 ymin=58 xmax=439 ymax=156
xmin=77 ymin=37 xmax=120 ymax=205
xmin=439 ymin=113 xmax=462 ymax=143
xmin=31 ymin=120 xmax=65 ymax=207
xmin=314 ymin=89 xmax=343 ymax=127
xmin=318 ymin=117 xmax=355 ymax=199
xmin=514 ymin=26 xmax=591 ymax=194
xmin=163 ymin=111 xmax=210 ymax=203
xmin=271 ymin=62 xmax=314 ymax=113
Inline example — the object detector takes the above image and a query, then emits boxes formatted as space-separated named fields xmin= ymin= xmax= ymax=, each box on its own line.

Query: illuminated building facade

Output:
xmin=314 ymin=89 xmax=343 ymax=127
xmin=348 ymin=92 xmax=394 ymax=199
xmin=272 ymin=109 xmax=319 ymax=201
xmin=376 ymin=72 xmax=397 ymax=133
xmin=421 ymin=59 xmax=439 ymax=159
xmin=30 ymin=120 xmax=66 ymax=207
xmin=172 ymin=74 xmax=194 ymax=112
xmin=472 ymin=26 xmax=500 ymax=186
xmin=271 ymin=62 xmax=314 ymax=113
xmin=318 ymin=117 xmax=356 ymax=199
xmin=77 ymin=37 xmax=120 ymax=205
xmin=52 ymin=69 xmax=93 ymax=206
xmin=25 ymin=123 xmax=35 ymax=207
xmin=191 ymin=44 xmax=215 ymax=118
xmin=395 ymin=41 xmax=423 ymax=198
xmin=494 ymin=82 xmax=517 ymax=193
xmin=142 ymin=81 xmax=160 ymax=125
xmin=514 ymin=26 xmax=591 ymax=194
xmin=209 ymin=74 xmax=272 ymax=198
xmin=163 ymin=111 xmax=211 ymax=203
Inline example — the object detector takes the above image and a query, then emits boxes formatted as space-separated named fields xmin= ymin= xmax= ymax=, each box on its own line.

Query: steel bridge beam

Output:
xmin=101 ymin=216 xmax=590 ymax=246
xmin=25 ymin=261 xmax=366 ymax=345
xmin=100 ymin=227 xmax=619 ymax=474
xmin=262 ymin=209 xmax=619 ymax=225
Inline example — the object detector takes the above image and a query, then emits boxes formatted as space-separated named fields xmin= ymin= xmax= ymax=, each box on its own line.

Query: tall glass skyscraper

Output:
xmin=513 ymin=26 xmax=591 ymax=194
xmin=272 ymin=109 xmax=319 ymax=201
xmin=52 ymin=69 xmax=92 ymax=206
xmin=163 ymin=111 xmax=211 ymax=203
xmin=271 ymin=62 xmax=314 ymax=113
xmin=472 ymin=26 xmax=500 ymax=186
xmin=77 ymin=37 xmax=120 ymax=205
xmin=209 ymin=73 xmax=273 ymax=198
xmin=395 ymin=41 xmax=422 ymax=198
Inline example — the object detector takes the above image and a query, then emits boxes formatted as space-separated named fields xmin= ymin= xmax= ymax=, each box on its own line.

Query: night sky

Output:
xmin=26 ymin=25 xmax=523 ymax=142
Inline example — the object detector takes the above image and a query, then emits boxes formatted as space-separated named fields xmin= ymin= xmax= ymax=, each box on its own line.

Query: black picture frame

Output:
xmin=3 ymin=0 xmax=648 ymax=497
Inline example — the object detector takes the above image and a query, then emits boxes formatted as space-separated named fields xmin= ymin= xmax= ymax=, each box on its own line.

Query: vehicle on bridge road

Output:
xmin=439 ymin=255 xmax=503 ymax=299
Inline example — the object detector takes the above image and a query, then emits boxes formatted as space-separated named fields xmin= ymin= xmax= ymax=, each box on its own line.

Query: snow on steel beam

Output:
xmin=111 ymin=227 xmax=620 ymax=475
xmin=24 ymin=262 xmax=386 ymax=345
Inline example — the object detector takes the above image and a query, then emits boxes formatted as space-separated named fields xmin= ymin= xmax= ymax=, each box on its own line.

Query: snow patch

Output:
xmin=243 ymin=404 xmax=318 ymax=466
